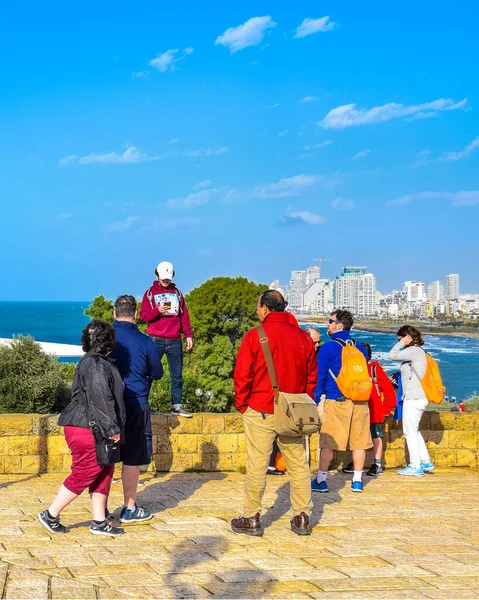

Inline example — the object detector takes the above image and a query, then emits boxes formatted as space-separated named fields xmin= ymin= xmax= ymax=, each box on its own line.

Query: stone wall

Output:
xmin=0 ymin=411 xmax=477 ymax=474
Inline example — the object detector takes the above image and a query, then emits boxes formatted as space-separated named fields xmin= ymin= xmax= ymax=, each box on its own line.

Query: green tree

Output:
xmin=0 ymin=336 xmax=71 ymax=413
xmin=84 ymin=295 xmax=114 ymax=323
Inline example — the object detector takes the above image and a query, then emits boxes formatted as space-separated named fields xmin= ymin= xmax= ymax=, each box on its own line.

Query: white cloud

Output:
xmin=278 ymin=130 xmax=289 ymax=136
xmin=440 ymin=137 xmax=479 ymax=161
xmin=320 ymin=98 xmax=468 ymax=130
xmin=280 ymin=210 xmax=325 ymax=226
xmin=294 ymin=17 xmax=336 ymax=39
xmin=264 ymin=103 xmax=280 ymax=109
xmin=56 ymin=213 xmax=71 ymax=221
xmin=193 ymin=180 xmax=212 ymax=190
xmin=108 ymin=216 xmax=138 ymax=232
xmin=132 ymin=71 xmax=149 ymax=78
xmin=386 ymin=190 xmax=479 ymax=207
xmin=331 ymin=197 xmax=356 ymax=211
xmin=215 ymin=16 xmax=277 ymax=53
xmin=169 ymin=138 xmax=179 ymax=145
xmin=300 ymin=96 xmax=319 ymax=103
xmin=183 ymin=147 xmax=230 ymax=157
xmin=167 ymin=188 xmax=218 ymax=209
xmin=148 ymin=48 xmax=193 ymax=72
xmin=65 ymin=146 xmax=159 ymax=166
xmin=352 ymin=149 xmax=371 ymax=160
xmin=304 ymin=141 xmax=332 ymax=150
xmin=252 ymin=174 xmax=320 ymax=199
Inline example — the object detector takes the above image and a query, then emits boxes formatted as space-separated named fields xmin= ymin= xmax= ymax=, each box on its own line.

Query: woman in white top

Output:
xmin=388 ymin=325 xmax=435 ymax=477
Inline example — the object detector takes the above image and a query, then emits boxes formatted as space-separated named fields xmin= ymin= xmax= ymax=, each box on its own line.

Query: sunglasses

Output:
xmin=328 ymin=319 xmax=337 ymax=324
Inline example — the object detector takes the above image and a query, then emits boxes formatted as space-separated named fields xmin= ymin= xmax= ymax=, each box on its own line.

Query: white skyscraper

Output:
xmin=334 ymin=267 xmax=377 ymax=316
xmin=427 ymin=281 xmax=444 ymax=305
xmin=445 ymin=274 xmax=460 ymax=301
xmin=288 ymin=270 xmax=306 ymax=311
xmin=403 ymin=281 xmax=426 ymax=302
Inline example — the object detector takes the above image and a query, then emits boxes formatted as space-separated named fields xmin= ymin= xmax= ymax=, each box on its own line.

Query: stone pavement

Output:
xmin=1 ymin=469 xmax=479 ymax=599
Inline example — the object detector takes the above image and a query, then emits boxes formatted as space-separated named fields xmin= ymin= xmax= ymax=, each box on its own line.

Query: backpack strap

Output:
xmin=256 ymin=326 xmax=280 ymax=401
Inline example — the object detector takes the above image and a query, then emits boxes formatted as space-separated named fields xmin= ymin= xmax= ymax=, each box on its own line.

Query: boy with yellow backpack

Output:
xmin=312 ymin=310 xmax=373 ymax=494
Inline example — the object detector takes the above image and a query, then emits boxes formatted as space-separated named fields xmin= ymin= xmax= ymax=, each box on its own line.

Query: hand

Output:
xmin=110 ymin=434 xmax=120 ymax=442
xmin=402 ymin=335 xmax=413 ymax=346
xmin=157 ymin=304 xmax=170 ymax=314
xmin=186 ymin=337 xmax=193 ymax=351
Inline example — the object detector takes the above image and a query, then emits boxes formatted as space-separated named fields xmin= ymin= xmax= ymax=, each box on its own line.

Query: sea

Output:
xmin=0 ymin=302 xmax=477 ymax=401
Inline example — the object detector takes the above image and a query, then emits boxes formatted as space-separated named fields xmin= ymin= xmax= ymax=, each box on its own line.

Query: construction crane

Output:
xmin=313 ymin=257 xmax=332 ymax=279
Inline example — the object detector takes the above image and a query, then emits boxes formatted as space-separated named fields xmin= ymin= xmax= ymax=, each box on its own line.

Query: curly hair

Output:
xmin=81 ymin=320 xmax=116 ymax=354
xmin=396 ymin=324 xmax=424 ymax=346
xmin=259 ymin=290 xmax=287 ymax=312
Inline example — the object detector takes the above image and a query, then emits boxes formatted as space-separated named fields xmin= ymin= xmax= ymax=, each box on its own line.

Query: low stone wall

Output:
xmin=0 ymin=411 xmax=477 ymax=474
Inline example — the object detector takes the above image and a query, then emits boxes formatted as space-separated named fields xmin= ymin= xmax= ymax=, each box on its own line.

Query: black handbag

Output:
xmin=88 ymin=420 xmax=121 ymax=466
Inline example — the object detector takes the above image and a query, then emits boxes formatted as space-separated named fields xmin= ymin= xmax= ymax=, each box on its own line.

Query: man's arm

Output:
xmin=140 ymin=290 xmax=161 ymax=324
xmin=305 ymin=340 xmax=318 ymax=399
xmin=234 ymin=332 xmax=254 ymax=413
xmin=314 ymin=344 xmax=330 ymax=402
xmin=147 ymin=339 xmax=164 ymax=381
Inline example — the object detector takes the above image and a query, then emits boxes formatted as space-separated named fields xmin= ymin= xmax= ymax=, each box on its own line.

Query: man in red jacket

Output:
xmin=140 ymin=261 xmax=193 ymax=418
xmin=231 ymin=290 xmax=317 ymax=537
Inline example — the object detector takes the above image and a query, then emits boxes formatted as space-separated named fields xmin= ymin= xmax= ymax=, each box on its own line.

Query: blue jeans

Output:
xmin=151 ymin=338 xmax=183 ymax=408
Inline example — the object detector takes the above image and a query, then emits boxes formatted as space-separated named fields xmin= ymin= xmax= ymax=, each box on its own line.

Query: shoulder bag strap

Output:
xmin=256 ymin=326 xmax=280 ymax=400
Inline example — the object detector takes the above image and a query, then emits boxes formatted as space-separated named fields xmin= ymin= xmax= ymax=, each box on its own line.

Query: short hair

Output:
xmin=396 ymin=325 xmax=424 ymax=346
xmin=114 ymin=295 xmax=137 ymax=319
xmin=331 ymin=309 xmax=354 ymax=331
xmin=259 ymin=290 xmax=287 ymax=312
xmin=362 ymin=342 xmax=372 ymax=361
xmin=82 ymin=320 xmax=116 ymax=354
xmin=305 ymin=327 xmax=320 ymax=339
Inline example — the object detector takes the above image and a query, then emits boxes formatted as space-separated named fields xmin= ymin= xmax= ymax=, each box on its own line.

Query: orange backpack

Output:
xmin=412 ymin=350 xmax=446 ymax=404
xmin=330 ymin=339 xmax=373 ymax=401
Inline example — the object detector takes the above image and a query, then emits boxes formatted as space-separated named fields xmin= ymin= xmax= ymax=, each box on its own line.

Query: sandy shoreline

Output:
xmin=0 ymin=338 xmax=84 ymax=357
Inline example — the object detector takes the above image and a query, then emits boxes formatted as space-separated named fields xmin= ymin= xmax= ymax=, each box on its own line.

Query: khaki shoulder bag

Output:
xmin=256 ymin=326 xmax=320 ymax=437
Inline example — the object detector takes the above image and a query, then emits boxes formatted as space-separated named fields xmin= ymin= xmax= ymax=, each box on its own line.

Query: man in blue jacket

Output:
xmin=110 ymin=295 xmax=163 ymax=523
xmin=311 ymin=309 xmax=372 ymax=494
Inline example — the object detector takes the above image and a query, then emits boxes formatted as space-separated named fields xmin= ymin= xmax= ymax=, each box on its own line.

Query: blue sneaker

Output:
xmin=311 ymin=479 xmax=328 ymax=493
xmin=421 ymin=460 xmax=435 ymax=472
xmin=351 ymin=481 xmax=363 ymax=493
xmin=397 ymin=465 xmax=425 ymax=477
xmin=120 ymin=504 xmax=153 ymax=523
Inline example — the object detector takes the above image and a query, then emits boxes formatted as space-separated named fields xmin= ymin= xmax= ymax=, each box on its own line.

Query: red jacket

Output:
xmin=140 ymin=281 xmax=193 ymax=341
xmin=234 ymin=312 xmax=318 ymax=414
xmin=368 ymin=361 xmax=397 ymax=423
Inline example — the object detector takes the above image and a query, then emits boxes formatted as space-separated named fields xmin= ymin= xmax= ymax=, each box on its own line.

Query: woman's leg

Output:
xmin=402 ymin=398 xmax=425 ymax=469
xmin=48 ymin=485 xmax=78 ymax=518
xmin=89 ymin=465 xmax=115 ymax=521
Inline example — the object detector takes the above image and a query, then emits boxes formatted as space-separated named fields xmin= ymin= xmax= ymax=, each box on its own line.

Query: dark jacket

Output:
xmin=58 ymin=353 xmax=125 ymax=440
xmin=109 ymin=320 xmax=163 ymax=404
xmin=140 ymin=280 xmax=193 ymax=340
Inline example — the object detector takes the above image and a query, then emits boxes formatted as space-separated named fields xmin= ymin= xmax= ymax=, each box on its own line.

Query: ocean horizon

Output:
xmin=0 ymin=302 xmax=478 ymax=401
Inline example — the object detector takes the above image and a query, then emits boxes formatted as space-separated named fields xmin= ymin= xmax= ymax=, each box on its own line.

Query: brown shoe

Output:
xmin=290 ymin=512 xmax=312 ymax=536
xmin=231 ymin=513 xmax=263 ymax=536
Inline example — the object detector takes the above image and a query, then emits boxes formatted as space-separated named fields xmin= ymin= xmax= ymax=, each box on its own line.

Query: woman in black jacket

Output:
xmin=38 ymin=320 xmax=126 ymax=537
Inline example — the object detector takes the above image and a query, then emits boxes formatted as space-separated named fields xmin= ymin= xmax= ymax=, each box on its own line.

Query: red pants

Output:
xmin=63 ymin=426 xmax=114 ymax=496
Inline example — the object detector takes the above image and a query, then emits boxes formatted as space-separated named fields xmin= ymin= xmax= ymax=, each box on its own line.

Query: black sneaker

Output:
xmin=342 ymin=462 xmax=354 ymax=474
xmin=89 ymin=520 xmax=125 ymax=537
xmin=171 ymin=407 xmax=192 ymax=418
xmin=366 ymin=463 xmax=383 ymax=477
xmin=38 ymin=510 xmax=67 ymax=534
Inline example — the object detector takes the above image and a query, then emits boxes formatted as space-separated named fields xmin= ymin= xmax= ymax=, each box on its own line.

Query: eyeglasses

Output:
xmin=328 ymin=319 xmax=337 ymax=324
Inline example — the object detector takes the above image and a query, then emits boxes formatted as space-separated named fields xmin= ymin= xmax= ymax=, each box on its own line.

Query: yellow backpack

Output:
xmin=412 ymin=351 xmax=446 ymax=404
xmin=329 ymin=339 xmax=373 ymax=401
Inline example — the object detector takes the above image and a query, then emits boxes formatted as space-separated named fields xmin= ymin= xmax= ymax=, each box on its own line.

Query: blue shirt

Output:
xmin=314 ymin=330 xmax=368 ymax=402
xmin=110 ymin=320 xmax=163 ymax=404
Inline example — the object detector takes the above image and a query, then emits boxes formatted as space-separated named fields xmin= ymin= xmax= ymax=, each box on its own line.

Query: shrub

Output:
xmin=0 ymin=336 xmax=71 ymax=414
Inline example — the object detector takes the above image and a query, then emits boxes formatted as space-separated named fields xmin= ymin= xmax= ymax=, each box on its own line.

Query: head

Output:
xmin=113 ymin=295 xmax=137 ymax=323
xmin=256 ymin=290 xmax=287 ymax=323
xmin=155 ymin=261 xmax=175 ymax=288
xmin=327 ymin=309 xmax=354 ymax=336
xmin=81 ymin=320 xmax=116 ymax=355
xmin=305 ymin=327 xmax=321 ymax=352
xmin=396 ymin=325 xmax=424 ymax=346
xmin=362 ymin=342 xmax=372 ymax=361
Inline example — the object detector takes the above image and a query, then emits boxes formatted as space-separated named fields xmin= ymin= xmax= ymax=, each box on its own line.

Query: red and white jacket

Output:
xmin=368 ymin=361 xmax=397 ymax=424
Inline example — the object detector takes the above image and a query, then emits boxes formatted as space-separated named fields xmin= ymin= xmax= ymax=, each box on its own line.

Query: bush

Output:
xmin=0 ymin=336 xmax=71 ymax=414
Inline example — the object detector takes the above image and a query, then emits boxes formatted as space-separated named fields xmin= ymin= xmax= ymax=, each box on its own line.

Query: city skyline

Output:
xmin=0 ymin=1 xmax=478 ymax=301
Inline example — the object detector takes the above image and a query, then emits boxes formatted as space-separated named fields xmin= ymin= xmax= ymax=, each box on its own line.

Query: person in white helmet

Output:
xmin=140 ymin=262 xmax=193 ymax=417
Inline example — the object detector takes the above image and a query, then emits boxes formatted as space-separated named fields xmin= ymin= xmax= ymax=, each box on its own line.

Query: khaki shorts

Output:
xmin=317 ymin=401 xmax=325 ymax=425
xmin=320 ymin=399 xmax=372 ymax=451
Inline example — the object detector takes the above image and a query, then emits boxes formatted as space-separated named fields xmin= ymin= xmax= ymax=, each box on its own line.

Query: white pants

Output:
xmin=402 ymin=396 xmax=431 ymax=469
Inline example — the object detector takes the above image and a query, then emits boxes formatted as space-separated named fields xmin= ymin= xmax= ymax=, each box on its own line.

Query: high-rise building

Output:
xmin=445 ymin=274 xmax=460 ymax=301
xmin=334 ymin=266 xmax=377 ymax=316
xmin=306 ymin=266 xmax=320 ymax=287
xmin=288 ymin=270 xmax=306 ymax=311
xmin=427 ymin=281 xmax=444 ymax=305
xmin=403 ymin=281 xmax=426 ymax=302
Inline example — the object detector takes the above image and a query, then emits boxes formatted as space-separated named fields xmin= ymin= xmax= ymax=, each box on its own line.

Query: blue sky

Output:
xmin=1 ymin=0 xmax=478 ymax=301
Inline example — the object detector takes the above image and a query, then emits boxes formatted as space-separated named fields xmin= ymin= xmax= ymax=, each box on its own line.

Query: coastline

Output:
xmin=353 ymin=324 xmax=479 ymax=340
